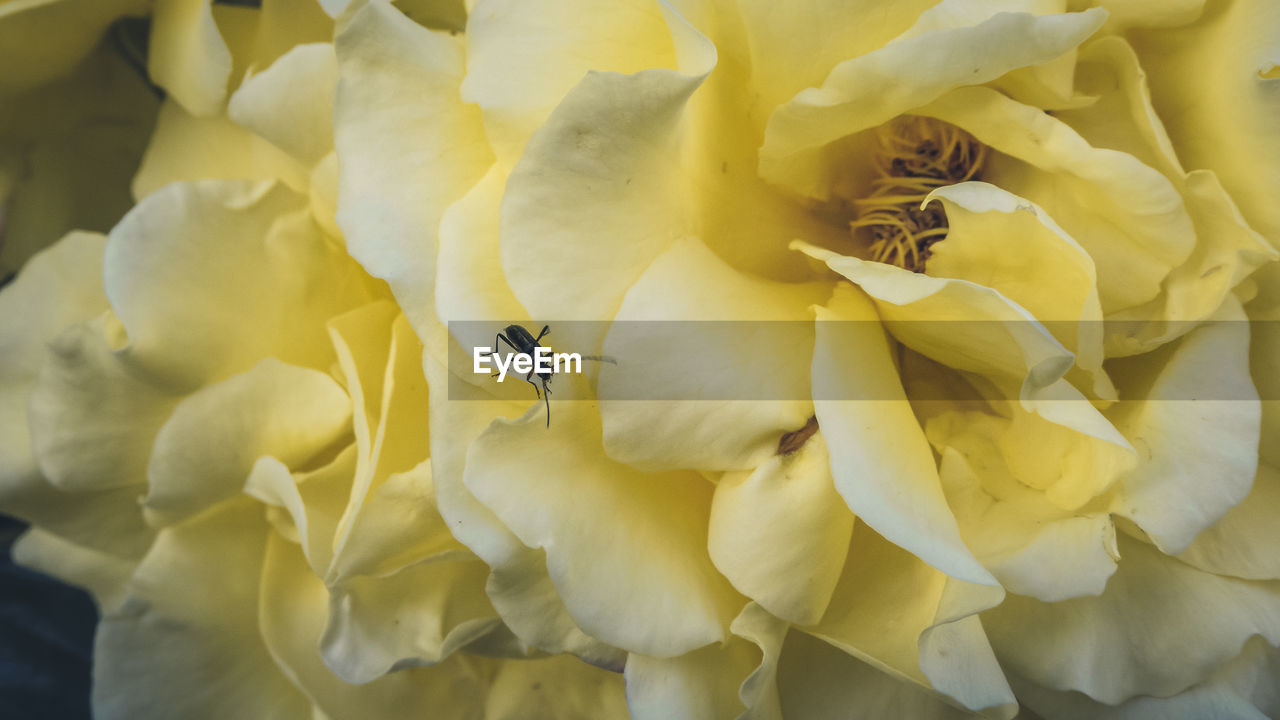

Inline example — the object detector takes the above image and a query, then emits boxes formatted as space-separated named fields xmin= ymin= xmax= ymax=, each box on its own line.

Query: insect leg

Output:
xmin=541 ymin=376 xmax=551 ymax=427
xmin=524 ymin=369 xmax=541 ymax=398
xmin=489 ymin=333 xmax=517 ymax=377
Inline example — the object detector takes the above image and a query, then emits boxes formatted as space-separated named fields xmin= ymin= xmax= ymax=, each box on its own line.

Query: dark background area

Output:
xmin=0 ymin=514 xmax=95 ymax=720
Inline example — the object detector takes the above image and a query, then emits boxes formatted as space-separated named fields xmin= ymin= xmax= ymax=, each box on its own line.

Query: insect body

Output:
xmin=491 ymin=324 xmax=554 ymax=427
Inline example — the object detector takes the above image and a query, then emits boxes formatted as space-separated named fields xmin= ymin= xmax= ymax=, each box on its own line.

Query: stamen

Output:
xmin=850 ymin=116 xmax=987 ymax=272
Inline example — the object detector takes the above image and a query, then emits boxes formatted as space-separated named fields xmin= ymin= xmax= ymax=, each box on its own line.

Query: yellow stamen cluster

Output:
xmin=850 ymin=116 xmax=987 ymax=272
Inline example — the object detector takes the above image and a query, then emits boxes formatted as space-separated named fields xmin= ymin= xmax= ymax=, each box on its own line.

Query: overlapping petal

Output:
xmin=463 ymin=403 xmax=742 ymax=657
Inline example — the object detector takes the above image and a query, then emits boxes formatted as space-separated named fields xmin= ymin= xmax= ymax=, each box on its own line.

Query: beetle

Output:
xmin=490 ymin=324 xmax=555 ymax=427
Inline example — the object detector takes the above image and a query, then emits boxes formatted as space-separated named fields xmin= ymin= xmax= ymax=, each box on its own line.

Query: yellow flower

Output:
xmin=331 ymin=0 xmax=1280 ymax=716
xmin=1 ymin=5 xmax=627 ymax=718
xmin=3 ymin=0 xmax=1280 ymax=718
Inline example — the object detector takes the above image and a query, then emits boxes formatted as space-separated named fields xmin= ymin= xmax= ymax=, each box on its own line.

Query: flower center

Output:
xmin=850 ymin=116 xmax=986 ymax=272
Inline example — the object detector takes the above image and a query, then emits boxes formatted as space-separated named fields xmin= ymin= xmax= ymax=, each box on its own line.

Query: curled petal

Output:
xmin=760 ymin=8 xmax=1106 ymax=197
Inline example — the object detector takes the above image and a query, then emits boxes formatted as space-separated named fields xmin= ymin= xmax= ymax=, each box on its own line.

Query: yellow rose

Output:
xmin=1 ymin=4 xmax=628 ymax=717
xmin=3 ymin=0 xmax=1279 ymax=718
xmin=331 ymin=0 xmax=1280 ymax=716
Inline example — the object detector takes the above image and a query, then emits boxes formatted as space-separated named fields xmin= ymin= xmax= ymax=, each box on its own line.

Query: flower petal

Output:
xmin=1106 ymin=298 xmax=1260 ymax=554
xmin=934 ymin=438 xmax=1119 ymax=601
xmin=424 ymin=353 xmax=625 ymax=667
xmin=333 ymin=0 xmax=492 ymax=338
xmin=149 ymin=0 xmax=232 ymax=117
xmin=1177 ymin=464 xmax=1280 ymax=581
xmin=460 ymin=0 xmax=677 ymax=166
xmin=29 ymin=318 xmax=180 ymax=495
xmin=228 ymin=43 xmax=337 ymax=166
xmin=1130 ymin=0 xmax=1280 ymax=246
xmin=794 ymin=241 xmax=1073 ymax=396
xmin=319 ymin=554 xmax=498 ymax=684
xmin=257 ymin=528 xmax=494 ymax=718
xmin=93 ymin=500 xmax=311 ymax=720
xmin=436 ymin=165 xmax=529 ymax=328
xmin=599 ymin=237 xmax=827 ymax=471
xmin=12 ymin=527 xmax=135 ymax=612
xmin=736 ymin=0 xmax=937 ymax=117
xmin=0 ymin=231 xmax=107 ymax=386
xmin=106 ymin=180 xmax=376 ymax=389
xmin=625 ymin=639 xmax=755 ymax=720
xmin=497 ymin=16 xmax=716 ymax=324
xmin=985 ymin=534 xmax=1280 ymax=703
xmin=918 ymin=85 xmax=1195 ymax=314
xmin=777 ymin=630 xmax=979 ymax=720
xmin=144 ymin=358 xmax=353 ymax=524
xmin=709 ymin=432 xmax=852 ymax=626
xmin=1008 ymin=635 xmax=1280 ymax=720
xmin=463 ymin=403 xmax=741 ymax=657
xmin=0 ymin=232 xmax=112 ymax=496
xmin=242 ymin=448 xmax=355 ymax=576
xmin=624 ymin=603 xmax=790 ymax=720
xmin=924 ymin=181 xmax=1111 ymax=398
xmin=807 ymin=522 xmax=1013 ymax=715
xmin=485 ymin=653 xmax=631 ymax=720
xmin=1051 ymin=37 xmax=1276 ymax=348
xmin=131 ymin=99 xmax=305 ymax=200
xmin=813 ymin=283 xmax=997 ymax=587
xmin=760 ymin=8 xmax=1106 ymax=197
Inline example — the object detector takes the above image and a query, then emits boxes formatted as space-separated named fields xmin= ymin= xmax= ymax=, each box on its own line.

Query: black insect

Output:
xmin=491 ymin=324 xmax=554 ymax=427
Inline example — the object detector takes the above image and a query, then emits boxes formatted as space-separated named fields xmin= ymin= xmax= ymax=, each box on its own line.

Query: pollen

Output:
xmin=849 ymin=116 xmax=986 ymax=272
